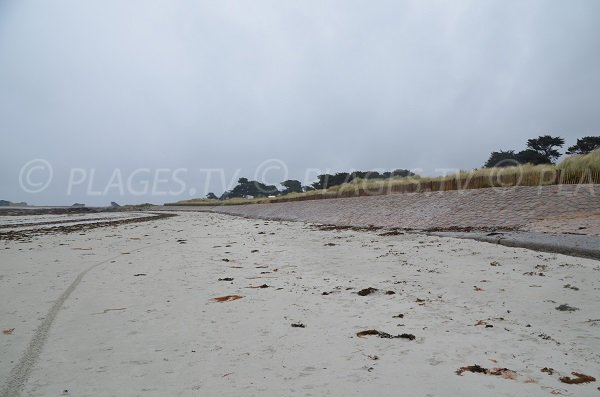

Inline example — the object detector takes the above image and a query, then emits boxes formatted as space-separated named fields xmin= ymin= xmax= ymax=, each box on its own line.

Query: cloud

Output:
xmin=1 ymin=0 xmax=599 ymax=205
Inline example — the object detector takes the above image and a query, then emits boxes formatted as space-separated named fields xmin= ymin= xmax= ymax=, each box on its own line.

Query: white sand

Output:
xmin=1 ymin=212 xmax=599 ymax=396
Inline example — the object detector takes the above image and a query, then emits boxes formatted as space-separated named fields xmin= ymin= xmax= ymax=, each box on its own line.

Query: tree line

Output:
xmin=207 ymin=135 xmax=599 ymax=200
xmin=210 ymin=169 xmax=415 ymax=200
xmin=484 ymin=135 xmax=599 ymax=168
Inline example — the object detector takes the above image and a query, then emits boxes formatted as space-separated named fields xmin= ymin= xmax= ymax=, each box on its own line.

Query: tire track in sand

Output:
xmin=0 ymin=241 xmax=170 ymax=397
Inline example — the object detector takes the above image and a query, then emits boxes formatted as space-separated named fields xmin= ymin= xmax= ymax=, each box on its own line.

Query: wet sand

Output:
xmin=1 ymin=211 xmax=599 ymax=396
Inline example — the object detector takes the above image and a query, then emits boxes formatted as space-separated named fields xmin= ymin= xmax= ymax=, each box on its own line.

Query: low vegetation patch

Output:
xmin=167 ymin=145 xmax=600 ymax=207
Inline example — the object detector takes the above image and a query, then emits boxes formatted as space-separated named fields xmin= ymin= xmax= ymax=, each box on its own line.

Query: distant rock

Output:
xmin=110 ymin=201 xmax=121 ymax=208
xmin=0 ymin=200 xmax=27 ymax=207
xmin=71 ymin=203 xmax=85 ymax=208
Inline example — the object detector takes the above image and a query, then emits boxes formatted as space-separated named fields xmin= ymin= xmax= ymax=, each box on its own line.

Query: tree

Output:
xmin=312 ymin=174 xmax=331 ymax=190
xmin=219 ymin=191 xmax=232 ymax=200
xmin=516 ymin=149 xmax=551 ymax=165
xmin=225 ymin=178 xmax=279 ymax=198
xmin=351 ymin=169 xmax=415 ymax=180
xmin=366 ymin=171 xmax=383 ymax=179
xmin=312 ymin=169 xmax=415 ymax=189
xmin=526 ymin=135 xmax=565 ymax=163
xmin=390 ymin=169 xmax=415 ymax=178
xmin=566 ymin=136 xmax=600 ymax=155
xmin=280 ymin=180 xmax=303 ymax=195
xmin=328 ymin=172 xmax=352 ymax=186
xmin=206 ymin=192 xmax=218 ymax=200
xmin=483 ymin=150 xmax=520 ymax=168
xmin=312 ymin=173 xmax=352 ymax=190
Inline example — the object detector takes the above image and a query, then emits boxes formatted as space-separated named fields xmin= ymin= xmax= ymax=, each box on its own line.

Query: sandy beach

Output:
xmin=1 ymin=211 xmax=599 ymax=396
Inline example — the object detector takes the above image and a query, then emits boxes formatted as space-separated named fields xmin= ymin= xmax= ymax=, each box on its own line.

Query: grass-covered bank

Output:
xmin=167 ymin=149 xmax=600 ymax=207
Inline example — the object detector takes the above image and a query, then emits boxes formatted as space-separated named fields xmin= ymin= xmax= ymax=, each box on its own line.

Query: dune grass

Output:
xmin=326 ymin=163 xmax=558 ymax=193
xmin=558 ymin=148 xmax=600 ymax=173
xmin=168 ymin=150 xmax=600 ymax=206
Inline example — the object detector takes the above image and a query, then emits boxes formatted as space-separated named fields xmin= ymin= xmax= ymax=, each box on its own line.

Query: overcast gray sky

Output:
xmin=1 ymin=0 xmax=599 ymax=205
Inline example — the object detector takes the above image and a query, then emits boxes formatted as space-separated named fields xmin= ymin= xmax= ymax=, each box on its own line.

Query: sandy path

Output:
xmin=1 ymin=212 xmax=599 ymax=396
